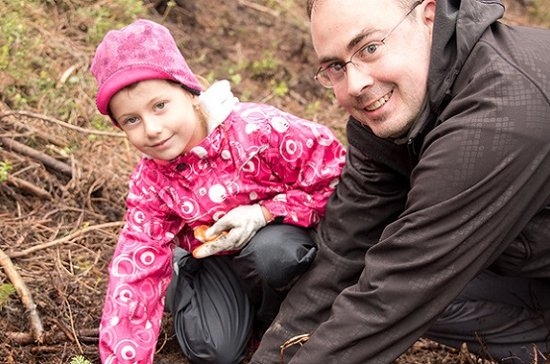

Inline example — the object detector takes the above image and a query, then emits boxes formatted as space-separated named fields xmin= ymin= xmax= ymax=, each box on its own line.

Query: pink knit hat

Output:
xmin=91 ymin=19 xmax=203 ymax=116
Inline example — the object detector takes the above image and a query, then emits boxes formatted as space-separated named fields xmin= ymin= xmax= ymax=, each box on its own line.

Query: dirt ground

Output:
xmin=0 ymin=0 xmax=548 ymax=363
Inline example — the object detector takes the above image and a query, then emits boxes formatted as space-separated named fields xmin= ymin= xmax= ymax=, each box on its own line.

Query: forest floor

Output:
xmin=0 ymin=0 xmax=549 ymax=363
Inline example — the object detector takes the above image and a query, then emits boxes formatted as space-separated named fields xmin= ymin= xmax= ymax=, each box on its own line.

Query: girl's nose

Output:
xmin=142 ymin=117 xmax=163 ymax=138
xmin=345 ymin=63 xmax=374 ymax=97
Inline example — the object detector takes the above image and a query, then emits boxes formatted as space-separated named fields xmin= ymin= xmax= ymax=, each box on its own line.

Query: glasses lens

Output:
xmin=315 ymin=69 xmax=333 ymax=88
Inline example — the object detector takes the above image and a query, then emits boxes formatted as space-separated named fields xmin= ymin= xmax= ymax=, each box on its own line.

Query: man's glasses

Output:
xmin=314 ymin=0 xmax=425 ymax=88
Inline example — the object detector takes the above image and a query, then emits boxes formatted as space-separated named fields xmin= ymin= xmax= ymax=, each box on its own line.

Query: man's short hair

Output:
xmin=307 ymin=0 xmax=416 ymax=19
xmin=306 ymin=0 xmax=316 ymax=19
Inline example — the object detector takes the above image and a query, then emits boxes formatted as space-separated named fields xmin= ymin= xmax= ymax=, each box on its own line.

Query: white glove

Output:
xmin=198 ymin=80 xmax=239 ymax=132
xmin=192 ymin=204 xmax=267 ymax=259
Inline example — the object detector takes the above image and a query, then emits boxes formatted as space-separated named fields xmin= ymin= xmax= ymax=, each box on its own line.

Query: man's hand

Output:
xmin=192 ymin=204 xmax=267 ymax=258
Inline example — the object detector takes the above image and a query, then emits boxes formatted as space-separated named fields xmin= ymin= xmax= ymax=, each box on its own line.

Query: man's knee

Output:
xmin=426 ymin=273 xmax=550 ymax=364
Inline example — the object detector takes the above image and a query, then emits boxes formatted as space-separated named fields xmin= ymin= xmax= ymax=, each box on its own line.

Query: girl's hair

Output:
xmin=193 ymin=91 xmax=209 ymax=136
xmin=186 ymin=75 xmax=210 ymax=135
xmin=194 ymin=74 xmax=211 ymax=90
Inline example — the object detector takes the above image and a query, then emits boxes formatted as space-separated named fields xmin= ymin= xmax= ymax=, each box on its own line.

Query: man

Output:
xmin=251 ymin=0 xmax=550 ymax=363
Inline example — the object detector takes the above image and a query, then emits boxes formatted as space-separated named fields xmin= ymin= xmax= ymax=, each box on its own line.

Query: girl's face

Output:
xmin=109 ymin=79 xmax=207 ymax=161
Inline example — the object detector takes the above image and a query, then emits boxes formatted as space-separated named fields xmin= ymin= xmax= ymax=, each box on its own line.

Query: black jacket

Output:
xmin=252 ymin=0 xmax=550 ymax=363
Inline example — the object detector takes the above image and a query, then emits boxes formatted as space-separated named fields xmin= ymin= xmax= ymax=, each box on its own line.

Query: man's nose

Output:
xmin=345 ymin=63 xmax=374 ymax=97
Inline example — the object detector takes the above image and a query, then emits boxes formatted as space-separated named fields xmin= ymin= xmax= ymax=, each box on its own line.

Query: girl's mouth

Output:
xmin=365 ymin=90 xmax=393 ymax=111
xmin=151 ymin=135 xmax=173 ymax=148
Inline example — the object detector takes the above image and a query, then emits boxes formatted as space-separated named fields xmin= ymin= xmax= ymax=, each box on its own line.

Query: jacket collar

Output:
xmin=405 ymin=0 xmax=504 ymax=145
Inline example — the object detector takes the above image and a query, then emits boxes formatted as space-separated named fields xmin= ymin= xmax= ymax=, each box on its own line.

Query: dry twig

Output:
xmin=6 ymin=175 xmax=51 ymax=200
xmin=280 ymin=333 xmax=310 ymax=364
xmin=5 ymin=328 xmax=98 ymax=345
xmin=238 ymin=0 xmax=280 ymax=17
xmin=0 ymin=116 xmax=67 ymax=147
xmin=0 ymin=248 xmax=45 ymax=343
xmin=8 ymin=221 xmax=124 ymax=259
xmin=55 ymin=284 xmax=84 ymax=354
xmin=0 ymin=136 xmax=73 ymax=177
xmin=0 ymin=110 xmax=125 ymax=138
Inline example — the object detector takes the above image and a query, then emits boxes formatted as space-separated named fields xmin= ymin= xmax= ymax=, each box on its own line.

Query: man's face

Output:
xmin=310 ymin=0 xmax=435 ymax=139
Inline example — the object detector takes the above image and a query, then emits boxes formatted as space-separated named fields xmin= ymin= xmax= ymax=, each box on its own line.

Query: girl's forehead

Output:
xmin=120 ymin=79 xmax=182 ymax=98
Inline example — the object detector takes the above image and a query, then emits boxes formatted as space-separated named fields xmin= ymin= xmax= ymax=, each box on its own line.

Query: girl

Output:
xmin=91 ymin=19 xmax=345 ymax=364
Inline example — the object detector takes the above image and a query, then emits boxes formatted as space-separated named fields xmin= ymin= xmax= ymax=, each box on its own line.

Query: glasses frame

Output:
xmin=314 ymin=0 xmax=425 ymax=88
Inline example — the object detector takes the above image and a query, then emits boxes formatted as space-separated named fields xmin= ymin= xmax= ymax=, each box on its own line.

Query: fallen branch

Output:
xmin=5 ymin=327 xmax=99 ymax=345
xmin=0 ymin=110 xmax=125 ymax=138
xmin=473 ymin=331 xmax=497 ymax=363
xmin=30 ymin=346 xmax=61 ymax=354
xmin=56 ymin=284 xmax=84 ymax=354
xmin=0 ymin=137 xmax=73 ymax=178
xmin=8 ymin=221 xmax=124 ymax=259
xmin=1 ymin=117 xmax=67 ymax=147
xmin=238 ymin=0 xmax=279 ymax=17
xmin=6 ymin=175 xmax=52 ymax=200
xmin=0 ymin=248 xmax=45 ymax=343
xmin=531 ymin=343 xmax=548 ymax=364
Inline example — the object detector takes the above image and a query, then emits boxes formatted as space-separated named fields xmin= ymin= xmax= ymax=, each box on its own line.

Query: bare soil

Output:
xmin=0 ymin=1 xmax=547 ymax=363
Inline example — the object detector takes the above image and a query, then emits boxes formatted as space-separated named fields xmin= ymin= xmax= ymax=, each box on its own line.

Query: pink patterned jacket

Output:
xmin=99 ymin=102 xmax=346 ymax=363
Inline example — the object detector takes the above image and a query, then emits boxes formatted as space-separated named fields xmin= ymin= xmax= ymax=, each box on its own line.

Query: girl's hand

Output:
xmin=192 ymin=204 xmax=267 ymax=258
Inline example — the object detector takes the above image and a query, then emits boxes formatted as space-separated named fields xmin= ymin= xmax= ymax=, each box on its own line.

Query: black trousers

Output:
xmin=425 ymin=270 xmax=550 ymax=363
xmin=165 ymin=224 xmax=317 ymax=364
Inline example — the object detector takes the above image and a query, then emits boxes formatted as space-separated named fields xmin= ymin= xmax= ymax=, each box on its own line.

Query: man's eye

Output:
xmin=328 ymin=63 xmax=345 ymax=73
xmin=360 ymin=43 xmax=380 ymax=57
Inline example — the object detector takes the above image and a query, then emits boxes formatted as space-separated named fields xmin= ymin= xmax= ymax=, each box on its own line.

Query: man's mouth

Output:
xmin=365 ymin=90 xmax=393 ymax=111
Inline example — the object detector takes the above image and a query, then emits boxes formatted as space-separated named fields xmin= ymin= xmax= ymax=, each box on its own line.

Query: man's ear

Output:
xmin=422 ymin=0 xmax=437 ymax=26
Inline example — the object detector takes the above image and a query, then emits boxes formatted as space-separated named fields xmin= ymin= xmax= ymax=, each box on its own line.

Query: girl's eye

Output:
xmin=155 ymin=102 xmax=166 ymax=110
xmin=122 ymin=116 xmax=139 ymax=126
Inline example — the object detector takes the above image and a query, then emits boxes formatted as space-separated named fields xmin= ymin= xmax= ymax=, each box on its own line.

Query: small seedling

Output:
xmin=0 ymin=283 xmax=16 ymax=309
xmin=69 ymin=355 xmax=93 ymax=364
xmin=0 ymin=160 xmax=13 ymax=183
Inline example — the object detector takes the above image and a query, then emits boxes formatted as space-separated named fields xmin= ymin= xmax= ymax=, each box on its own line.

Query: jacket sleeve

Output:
xmin=250 ymin=119 xmax=411 ymax=364
xmin=259 ymin=108 xmax=346 ymax=226
xmin=99 ymin=168 xmax=184 ymax=364
xmin=287 ymin=70 xmax=550 ymax=362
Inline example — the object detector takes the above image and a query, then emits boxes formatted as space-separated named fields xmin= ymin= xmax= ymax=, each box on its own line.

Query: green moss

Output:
xmin=0 ymin=0 xmax=145 ymax=123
